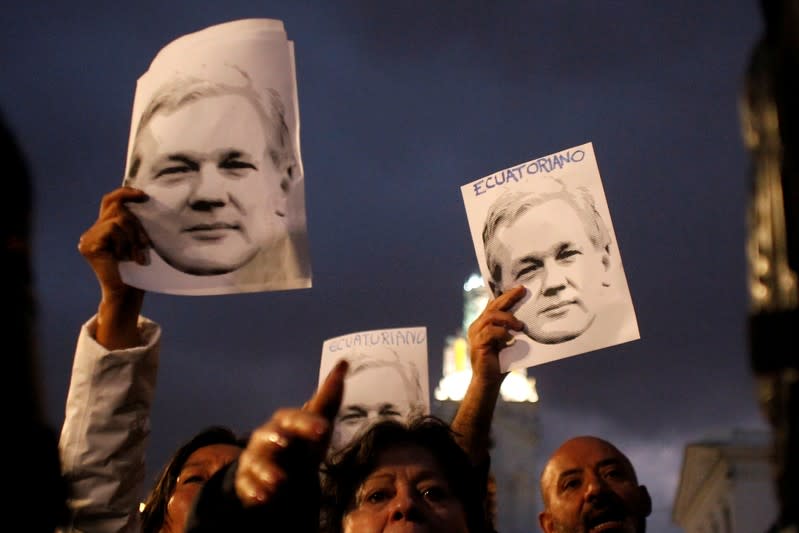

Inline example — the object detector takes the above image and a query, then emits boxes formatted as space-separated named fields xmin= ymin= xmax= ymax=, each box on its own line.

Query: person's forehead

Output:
xmin=549 ymin=438 xmax=631 ymax=475
xmin=370 ymin=443 xmax=444 ymax=476
xmin=183 ymin=443 xmax=242 ymax=469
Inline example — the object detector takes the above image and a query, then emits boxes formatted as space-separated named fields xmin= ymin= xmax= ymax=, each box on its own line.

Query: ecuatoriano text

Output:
xmin=471 ymin=148 xmax=585 ymax=196
xmin=328 ymin=329 xmax=427 ymax=352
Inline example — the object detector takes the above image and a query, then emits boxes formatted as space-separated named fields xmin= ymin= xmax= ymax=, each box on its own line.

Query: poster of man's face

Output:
xmin=461 ymin=142 xmax=640 ymax=371
xmin=318 ymin=327 xmax=430 ymax=454
xmin=118 ymin=19 xmax=312 ymax=295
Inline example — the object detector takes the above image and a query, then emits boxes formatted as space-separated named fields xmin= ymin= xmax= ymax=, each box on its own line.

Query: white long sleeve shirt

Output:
xmin=58 ymin=315 xmax=161 ymax=533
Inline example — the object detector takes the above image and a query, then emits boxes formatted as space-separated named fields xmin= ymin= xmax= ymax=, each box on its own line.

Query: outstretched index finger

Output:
xmin=304 ymin=359 xmax=348 ymax=421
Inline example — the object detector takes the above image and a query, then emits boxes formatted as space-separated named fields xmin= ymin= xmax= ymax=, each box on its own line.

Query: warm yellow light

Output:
xmin=435 ymin=369 xmax=538 ymax=403
xmin=454 ymin=338 xmax=469 ymax=372
xmin=500 ymin=372 xmax=539 ymax=403
xmin=435 ymin=369 xmax=472 ymax=401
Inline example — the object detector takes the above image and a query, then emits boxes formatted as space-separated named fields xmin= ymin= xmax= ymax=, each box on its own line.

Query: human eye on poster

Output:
xmin=318 ymin=326 xmax=430 ymax=454
xmin=461 ymin=142 xmax=640 ymax=372
xmin=118 ymin=18 xmax=311 ymax=296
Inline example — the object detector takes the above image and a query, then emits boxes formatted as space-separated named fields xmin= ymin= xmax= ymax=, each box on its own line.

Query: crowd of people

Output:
xmin=5 ymin=42 xmax=653 ymax=531
xmin=41 ymin=174 xmax=653 ymax=533
xmin=4 ymin=100 xmax=655 ymax=533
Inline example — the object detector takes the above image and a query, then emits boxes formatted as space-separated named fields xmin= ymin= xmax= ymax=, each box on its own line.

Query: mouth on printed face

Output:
xmin=539 ymin=299 xmax=579 ymax=316
xmin=183 ymin=222 xmax=242 ymax=240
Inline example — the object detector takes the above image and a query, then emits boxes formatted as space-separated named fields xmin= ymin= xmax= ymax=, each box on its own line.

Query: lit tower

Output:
xmin=433 ymin=273 xmax=540 ymax=533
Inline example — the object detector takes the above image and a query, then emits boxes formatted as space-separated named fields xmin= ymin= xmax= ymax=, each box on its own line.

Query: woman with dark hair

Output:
xmin=141 ymin=426 xmax=247 ymax=533
xmin=184 ymin=364 xmax=494 ymax=533
xmin=320 ymin=416 xmax=491 ymax=533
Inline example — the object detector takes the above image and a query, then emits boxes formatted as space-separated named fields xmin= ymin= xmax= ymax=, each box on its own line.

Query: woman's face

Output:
xmin=342 ymin=443 xmax=470 ymax=533
xmin=161 ymin=443 xmax=242 ymax=533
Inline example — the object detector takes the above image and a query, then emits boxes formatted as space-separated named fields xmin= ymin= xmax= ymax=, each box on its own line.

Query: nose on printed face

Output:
xmin=189 ymin=166 xmax=228 ymax=207
xmin=541 ymin=261 xmax=569 ymax=293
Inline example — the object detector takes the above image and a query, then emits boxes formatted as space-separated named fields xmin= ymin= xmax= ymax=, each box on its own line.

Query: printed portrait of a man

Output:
xmin=482 ymin=177 xmax=612 ymax=344
xmin=462 ymin=142 xmax=640 ymax=371
xmin=319 ymin=327 xmax=429 ymax=454
xmin=330 ymin=348 xmax=426 ymax=454
xmin=119 ymin=19 xmax=311 ymax=295
xmin=125 ymin=73 xmax=297 ymax=277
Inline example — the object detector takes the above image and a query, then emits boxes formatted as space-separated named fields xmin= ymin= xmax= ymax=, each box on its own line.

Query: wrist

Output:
xmin=468 ymin=370 xmax=504 ymax=391
xmin=96 ymin=288 xmax=145 ymax=349
xmin=100 ymin=286 xmax=144 ymax=313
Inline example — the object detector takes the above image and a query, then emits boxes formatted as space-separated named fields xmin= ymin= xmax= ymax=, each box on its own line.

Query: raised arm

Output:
xmin=59 ymin=186 xmax=160 ymax=533
xmin=450 ymin=286 xmax=525 ymax=465
xmin=78 ymin=186 xmax=151 ymax=348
